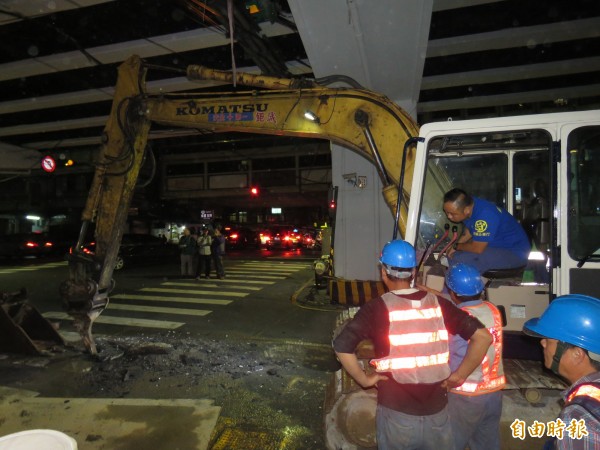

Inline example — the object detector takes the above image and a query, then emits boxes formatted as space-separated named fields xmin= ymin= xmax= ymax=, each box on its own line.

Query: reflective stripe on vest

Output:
xmin=452 ymin=301 xmax=505 ymax=395
xmin=372 ymin=351 xmax=449 ymax=370
xmin=566 ymin=384 xmax=600 ymax=404
xmin=564 ymin=382 xmax=600 ymax=424
xmin=370 ymin=291 xmax=451 ymax=384
xmin=454 ymin=375 xmax=506 ymax=393
xmin=389 ymin=307 xmax=442 ymax=321
xmin=389 ymin=330 xmax=449 ymax=346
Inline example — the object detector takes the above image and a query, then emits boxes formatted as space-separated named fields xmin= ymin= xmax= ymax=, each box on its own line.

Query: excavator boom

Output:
xmin=148 ymin=63 xmax=419 ymax=233
xmin=61 ymin=55 xmax=420 ymax=355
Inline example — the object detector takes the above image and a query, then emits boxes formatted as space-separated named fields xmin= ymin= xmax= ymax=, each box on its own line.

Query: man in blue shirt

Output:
xmin=443 ymin=188 xmax=530 ymax=273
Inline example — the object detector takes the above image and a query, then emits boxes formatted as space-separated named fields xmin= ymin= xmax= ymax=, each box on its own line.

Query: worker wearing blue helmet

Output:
xmin=445 ymin=263 xmax=505 ymax=450
xmin=523 ymin=294 xmax=600 ymax=450
xmin=333 ymin=240 xmax=492 ymax=450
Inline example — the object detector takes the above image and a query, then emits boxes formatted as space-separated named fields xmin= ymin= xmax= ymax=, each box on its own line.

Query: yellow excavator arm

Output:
xmin=61 ymin=55 xmax=420 ymax=354
xmin=153 ymin=63 xmax=420 ymax=233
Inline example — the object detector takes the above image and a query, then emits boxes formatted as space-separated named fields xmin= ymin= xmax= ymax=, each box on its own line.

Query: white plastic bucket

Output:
xmin=0 ymin=429 xmax=77 ymax=449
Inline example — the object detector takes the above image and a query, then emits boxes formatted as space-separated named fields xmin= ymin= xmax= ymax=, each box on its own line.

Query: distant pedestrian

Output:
xmin=196 ymin=227 xmax=212 ymax=279
xmin=211 ymin=226 xmax=226 ymax=279
xmin=178 ymin=228 xmax=196 ymax=276
xmin=189 ymin=227 xmax=199 ymax=275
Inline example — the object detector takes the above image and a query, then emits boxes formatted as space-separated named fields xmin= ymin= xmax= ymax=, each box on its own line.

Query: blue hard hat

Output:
xmin=446 ymin=263 xmax=484 ymax=296
xmin=379 ymin=240 xmax=416 ymax=268
xmin=523 ymin=294 xmax=600 ymax=354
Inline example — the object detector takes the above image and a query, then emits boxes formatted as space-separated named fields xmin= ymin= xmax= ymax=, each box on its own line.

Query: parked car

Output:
xmin=298 ymin=227 xmax=320 ymax=249
xmin=258 ymin=229 xmax=272 ymax=248
xmin=70 ymin=233 xmax=179 ymax=270
xmin=0 ymin=233 xmax=55 ymax=259
xmin=47 ymin=229 xmax=81 ymax=257
xmin=260 ymin=225 xmax=301 ymax=249
xmin=223 ymin=226 xmax=258 ymax=249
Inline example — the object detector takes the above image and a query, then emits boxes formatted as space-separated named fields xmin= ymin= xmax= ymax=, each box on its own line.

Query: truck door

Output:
xmin=560 ymin=125 xmax=600 ymax=297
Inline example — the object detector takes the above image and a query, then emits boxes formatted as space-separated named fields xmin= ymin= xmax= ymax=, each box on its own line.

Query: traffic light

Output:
xmin=250 ymin=186 xmax=259 ymax=196
xmin=328 ymin=186 xmax=338 ymax=219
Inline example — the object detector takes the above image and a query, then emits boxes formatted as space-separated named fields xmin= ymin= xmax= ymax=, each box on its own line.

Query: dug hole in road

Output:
xmin=0 ymin=261 xmax=343 ymax=450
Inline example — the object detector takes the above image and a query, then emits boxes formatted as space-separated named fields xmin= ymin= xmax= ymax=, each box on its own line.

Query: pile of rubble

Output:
xmin=81 ymin=333 xmax=305 ymax=396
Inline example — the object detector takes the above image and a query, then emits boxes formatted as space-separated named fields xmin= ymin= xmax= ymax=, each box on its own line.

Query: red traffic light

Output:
xmin=250 ymin=187 xmax=259 ymax=196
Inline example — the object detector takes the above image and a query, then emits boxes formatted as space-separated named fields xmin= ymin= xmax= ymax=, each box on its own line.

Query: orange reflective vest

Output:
xmin=566 ymin=383 xmax=600 ymax=404
xmin=451 ymin=301 xmax=505 ymax=396
xmin=564 ymin=382 xmax=600 ymax=422
xmin=370 ymin=291 xmax=451 ymax=384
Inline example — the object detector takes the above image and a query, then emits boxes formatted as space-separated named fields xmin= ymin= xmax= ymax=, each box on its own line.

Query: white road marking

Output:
xmin=186 ymin=278 xmax=275 ymax=284
xmin=0 ymin=261 xmax=67 ymax=274
xmin=163 ymin=282 xmax=262 ymax=290
xmin=141 ymin=287 xmax=248 ymax=297
xmin=224 ymin=270 xmax=287 ymax=278
xmin=43 ymin=312 xmax=184 ymax=329
xmin=34 ymin=261 xmax=308 ymax=332
xmin=240 ymin=262 xmax=310 ymax=269
xmin=228 ymin=267 xmax=295 ymax=273
xmin=111 ymin=294 xmax=232 ymax=305
xmin=108 ymin=303 xmax=211 ymax=316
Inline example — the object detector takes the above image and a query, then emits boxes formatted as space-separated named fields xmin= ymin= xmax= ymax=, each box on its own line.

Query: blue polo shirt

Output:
xmin=463 ymin=197 xmax=530 ymax=260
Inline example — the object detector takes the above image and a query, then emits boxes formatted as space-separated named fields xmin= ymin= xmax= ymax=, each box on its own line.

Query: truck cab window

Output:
xmin=514 ymin=151 xmax=550 ymax=253
xmin=567 ymin=126 xmax=600 ymax=262
xmin=416 ymin=130 xmax=552 ymax=260
xmin=418 ymin=152 xmax=507 ymax=249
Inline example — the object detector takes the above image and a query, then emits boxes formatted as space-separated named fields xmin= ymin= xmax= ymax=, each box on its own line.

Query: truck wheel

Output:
xmin=114 ymin=256 xmax=125 ymax=271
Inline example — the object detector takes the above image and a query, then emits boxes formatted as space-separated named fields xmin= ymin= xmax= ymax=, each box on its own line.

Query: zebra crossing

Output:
xmin=0 ymin=260 xmax=67 ymax=274
xmin=42 ymin=261 xmax=311 ymax=332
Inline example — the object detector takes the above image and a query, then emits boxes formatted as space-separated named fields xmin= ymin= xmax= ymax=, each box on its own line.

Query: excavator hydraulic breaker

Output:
xmin=59 ymin=274 xmax=107 ymax=356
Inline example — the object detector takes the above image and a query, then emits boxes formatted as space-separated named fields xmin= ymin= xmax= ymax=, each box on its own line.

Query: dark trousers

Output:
xmin=212 ymin=254 xmax=224 ymax=278
xmin=448 ymin=390 xmax=502 ymax=450
xmin=180 ymin=254 xmax=194 ymax=276
xmin=197 ymin=255 xmax=211 ymax=277
xmin=450 ymin=248 xmax=527 ymax=273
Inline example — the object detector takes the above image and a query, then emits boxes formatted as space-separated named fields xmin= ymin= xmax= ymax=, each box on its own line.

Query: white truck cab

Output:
xmin=405 ymin=110 xmax=600 ymax=333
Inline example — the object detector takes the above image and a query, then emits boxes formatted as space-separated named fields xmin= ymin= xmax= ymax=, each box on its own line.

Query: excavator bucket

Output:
xmin=0 ymin=288 xmax=65 ymax=355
